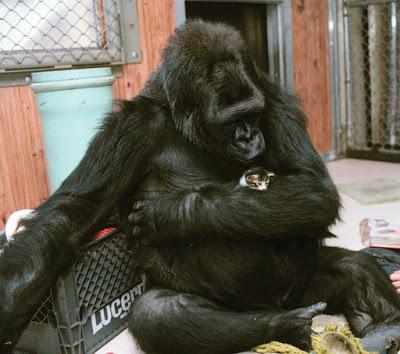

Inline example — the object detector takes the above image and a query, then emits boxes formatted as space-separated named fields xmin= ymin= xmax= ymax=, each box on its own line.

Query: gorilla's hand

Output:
xmin=127 ymin=190 xmax=211 ymax=243
xmin=127 ymin=200 xmax=157 ymax=243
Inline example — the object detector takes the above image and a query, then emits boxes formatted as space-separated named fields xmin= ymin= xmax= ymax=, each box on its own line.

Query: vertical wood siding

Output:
xmin=0 ymin=86 xmax=50 ymax=227
xmin=113 ymin=0 xmax=176 ymax=100
xmin=292 ymin=0 xmax=333 ymax=153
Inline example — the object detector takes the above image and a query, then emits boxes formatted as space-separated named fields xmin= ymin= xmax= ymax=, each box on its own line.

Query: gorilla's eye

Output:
xmin=212 ymin=63 xmax=253 ymax=106
xmin=218 ymin=87 xmax=252 ymax=108
xmin=245 ymin=116 xmax=260 ymax=126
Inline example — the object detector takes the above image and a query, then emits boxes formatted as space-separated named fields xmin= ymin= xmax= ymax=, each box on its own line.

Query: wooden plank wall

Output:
xmin=0 ymin=0 xmax=175 ymax=229
xmin=292 ymin=0 xmax=333 ymax=153
xmin=0 ymin=0 xmax=333 ymax=227
xmin=0 ymin=86 xmax=50 ymax=227
xmin=113 ymin=0 xmax=175 ymax=100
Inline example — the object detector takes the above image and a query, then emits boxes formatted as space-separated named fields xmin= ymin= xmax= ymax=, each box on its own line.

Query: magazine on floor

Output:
xmin=360 ymin=218 xmax=400 ymax=249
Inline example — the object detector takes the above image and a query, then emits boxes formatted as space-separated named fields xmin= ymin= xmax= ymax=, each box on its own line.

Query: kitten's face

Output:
xmin=239 ymin=168 xmax=275 ymax=191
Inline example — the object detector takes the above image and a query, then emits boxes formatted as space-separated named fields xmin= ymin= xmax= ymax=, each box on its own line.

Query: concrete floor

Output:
xmin=310 ymin=158 xmax=400 ymax=330
xmin=327 ymin=158 xmax=400 ymax=250
xmin=96 ymin=158 xmax=400 ymax=353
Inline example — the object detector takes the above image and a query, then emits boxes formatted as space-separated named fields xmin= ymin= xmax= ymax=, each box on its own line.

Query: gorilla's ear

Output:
xmin=142 ymin=64 xmax=203 ymax=146
xmin=257 ymin=72 xmax=322 ymax=173
xmin=173 ymin=110 xmax=198 ymax=144
xmin=257 ymin=72 xmax=308 ymax=129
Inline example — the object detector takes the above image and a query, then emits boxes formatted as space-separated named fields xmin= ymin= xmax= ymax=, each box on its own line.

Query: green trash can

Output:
xmin=31 ymin=68 xmax=115 ymax=192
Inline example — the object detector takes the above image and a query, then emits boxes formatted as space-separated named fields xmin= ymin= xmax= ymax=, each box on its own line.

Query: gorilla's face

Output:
xmin=206 ymin=60 xmax=266 ymax=165
xmin=161 ymin=20 xmax=267 ymax=166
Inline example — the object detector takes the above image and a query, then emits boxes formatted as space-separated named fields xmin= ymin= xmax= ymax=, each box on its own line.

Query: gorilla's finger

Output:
xmin=303 ymin=302 xmax=327 ymax=317
xmin=132 ymin=201 xmax=146 ymax=210
xmin=134 ymin=211 xmax=145 ymax=223
xmin=128 ymin=211 xmax=145 ymax=224
xmin=128 ymin=213 xmax=135 ymax=223
xmin=295 ymin=302 xmax=327 ymax=319
xmin=132 ymin=226 xmax=142 ymax=237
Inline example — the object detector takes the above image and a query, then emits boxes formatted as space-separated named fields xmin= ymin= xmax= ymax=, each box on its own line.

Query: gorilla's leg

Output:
xmin=300 ymin=247 xmax=400 ymax=338
xmin=128 ymin=289 xmax=326 ymax=354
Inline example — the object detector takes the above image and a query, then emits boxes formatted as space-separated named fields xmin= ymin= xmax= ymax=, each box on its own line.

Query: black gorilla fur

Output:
xmin=1 ymin=20 xmax=400 ymax=354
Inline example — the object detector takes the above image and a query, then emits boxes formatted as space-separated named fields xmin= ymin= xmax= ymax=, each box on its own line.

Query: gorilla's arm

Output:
xmin=0 ymin=97 xmax=165 ymax=350
xmin=136 ymin=174 xmax=338 ymax=242
xmin=133 ymin=101 xmax=340 ymax=242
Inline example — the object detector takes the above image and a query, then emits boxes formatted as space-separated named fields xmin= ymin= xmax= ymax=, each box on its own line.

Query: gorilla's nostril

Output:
xmin=235 ymin=127 xmax=243 ymax=139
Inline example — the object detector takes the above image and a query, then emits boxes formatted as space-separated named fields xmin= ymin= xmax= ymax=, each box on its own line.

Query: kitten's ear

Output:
xmin=239 ymin=174 xmax=248 ymax=187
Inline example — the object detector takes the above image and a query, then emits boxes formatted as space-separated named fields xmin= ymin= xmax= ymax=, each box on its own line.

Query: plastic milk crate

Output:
xmin=15 ymin=228 xmax=145 ymax=354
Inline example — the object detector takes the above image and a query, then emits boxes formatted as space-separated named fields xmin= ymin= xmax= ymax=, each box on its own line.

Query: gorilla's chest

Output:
xmin=149 ymin=142 xmax=224 ymax=191
xmin=121 ymin=137 xmax=224 ymax=218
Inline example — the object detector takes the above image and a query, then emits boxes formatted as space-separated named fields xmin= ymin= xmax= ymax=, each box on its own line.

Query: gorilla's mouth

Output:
xmin=228 ymin=127 xmax=266 ymax=164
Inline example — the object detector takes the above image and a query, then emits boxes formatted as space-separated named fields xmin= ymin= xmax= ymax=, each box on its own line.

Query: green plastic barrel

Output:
xmin=31 ymin=68 xmax=115 ymax=192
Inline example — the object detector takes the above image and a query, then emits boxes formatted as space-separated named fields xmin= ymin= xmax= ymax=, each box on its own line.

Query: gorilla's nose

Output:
xmin=235 ymin=123 xmax=252 ymax=141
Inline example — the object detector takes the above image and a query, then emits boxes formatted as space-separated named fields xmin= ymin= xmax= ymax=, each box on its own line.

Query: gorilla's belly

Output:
xmin=139 ymin=240 xmax=314 ymax=310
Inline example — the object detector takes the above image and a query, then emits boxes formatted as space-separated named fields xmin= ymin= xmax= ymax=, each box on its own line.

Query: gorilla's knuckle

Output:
xmin=133 ymin=201 xmax=145 ymax=210
xmin=133 ymin=211 xmax=144 ymax=223
xmin=132 ymin=226 xmax=141 ymax=236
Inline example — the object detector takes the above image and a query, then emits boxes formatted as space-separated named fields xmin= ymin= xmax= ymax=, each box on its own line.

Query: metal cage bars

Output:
xmin=344 ymin=0 xmax=400 ymax=160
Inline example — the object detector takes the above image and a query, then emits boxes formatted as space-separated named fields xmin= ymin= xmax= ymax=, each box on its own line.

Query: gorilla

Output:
xmin=1 ymin=20 xmax=400 ymax=354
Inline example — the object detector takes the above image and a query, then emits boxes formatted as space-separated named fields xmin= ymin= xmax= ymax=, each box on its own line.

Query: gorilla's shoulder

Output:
xmin=103 ymin=95 xmax=167 ymax=135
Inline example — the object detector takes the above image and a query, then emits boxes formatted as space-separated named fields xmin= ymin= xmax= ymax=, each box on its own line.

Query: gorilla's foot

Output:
xmin=276 ymin=302 xmax=327 ymax=351
xmin=361 ymin=325 xmax=400 ymax=354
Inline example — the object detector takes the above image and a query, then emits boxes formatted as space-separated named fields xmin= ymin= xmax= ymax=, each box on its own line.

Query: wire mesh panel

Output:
xmin=345 ymin=0 xmax=400 ymax=161
xmin=75 ymin=233 xmax=141 ymax=315
xmin=0 ymin=0 xmax=124 ymax=71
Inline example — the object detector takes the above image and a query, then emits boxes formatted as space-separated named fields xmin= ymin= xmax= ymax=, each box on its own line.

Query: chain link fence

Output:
xmin=0 ymin=0 xmax=129 ymax=71
xmin=345 ymin=0 xmax=400 ymax=160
